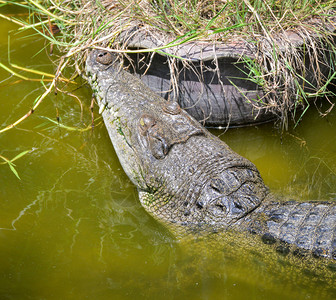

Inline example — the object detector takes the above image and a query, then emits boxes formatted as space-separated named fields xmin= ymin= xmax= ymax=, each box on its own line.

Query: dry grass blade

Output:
xmin=1 ymin=0 xmax=336 ymax=131
xmin=0 ymin=57 xmax=69 ymax=134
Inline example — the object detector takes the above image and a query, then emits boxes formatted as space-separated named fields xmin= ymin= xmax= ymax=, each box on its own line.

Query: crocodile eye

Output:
xmin=163 ymin=101 xmax=181 ymax=115
xmin=96 ymin=51 xmax=113 ymax=65
xmin=139 ymin=114 xmax=156 ymax=135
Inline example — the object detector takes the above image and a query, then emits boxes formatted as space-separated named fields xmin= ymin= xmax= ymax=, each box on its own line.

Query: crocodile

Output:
xmin=86 ymin=50 xmax=336 ymax=261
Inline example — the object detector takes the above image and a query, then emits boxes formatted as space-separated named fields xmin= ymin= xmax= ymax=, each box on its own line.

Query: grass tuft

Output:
xmin=1 ymin=0 xmax=336 ymax=130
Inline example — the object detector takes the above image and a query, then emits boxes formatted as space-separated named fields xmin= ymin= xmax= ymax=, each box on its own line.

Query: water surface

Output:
xmin=0 ymin=10 xmax=335 ymax=300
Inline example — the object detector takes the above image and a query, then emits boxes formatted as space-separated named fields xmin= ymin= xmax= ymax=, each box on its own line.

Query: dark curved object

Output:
xmin=120 ymin=19 xmax=336 ymax=127
xmin=125 ymin=52 xmax=273 ymax=127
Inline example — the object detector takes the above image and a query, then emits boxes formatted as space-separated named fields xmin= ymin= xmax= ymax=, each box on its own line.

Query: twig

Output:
xmin=0 ymin=57 xmax=69 ymax=134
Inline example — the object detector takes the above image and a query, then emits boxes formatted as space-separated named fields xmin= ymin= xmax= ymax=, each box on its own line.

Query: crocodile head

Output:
xmin=86 ymin=50 xmax=269 ymax=230
xmin=86 ymin=50 xmax=206 ymax=188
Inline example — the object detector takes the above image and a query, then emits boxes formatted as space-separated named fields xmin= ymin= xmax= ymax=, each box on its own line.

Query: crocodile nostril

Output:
xmin=96 ymin=51 xmax=113 ymax=65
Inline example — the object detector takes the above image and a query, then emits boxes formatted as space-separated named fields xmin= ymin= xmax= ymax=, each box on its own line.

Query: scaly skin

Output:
xmin=86 ymin=50 xmax=336 ymax=261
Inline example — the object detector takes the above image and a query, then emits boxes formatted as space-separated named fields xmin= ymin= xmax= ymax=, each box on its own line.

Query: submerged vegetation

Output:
xmin=0 ymin=149 xmax=33 ymax=179
xmin=0 ymin=0 xmax=336 ymax=131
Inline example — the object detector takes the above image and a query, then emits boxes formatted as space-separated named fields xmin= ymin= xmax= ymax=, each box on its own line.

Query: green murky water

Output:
xmin=0 ymin=9 xmax=336 ymax=300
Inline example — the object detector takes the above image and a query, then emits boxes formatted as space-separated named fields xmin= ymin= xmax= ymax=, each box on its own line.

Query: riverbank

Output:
xmin=1 ymin=0 xmax=336 ymax=129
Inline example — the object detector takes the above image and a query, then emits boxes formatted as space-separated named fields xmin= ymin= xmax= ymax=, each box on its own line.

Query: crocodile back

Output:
xmin=246 ymin=200 xmax=336 ymax=260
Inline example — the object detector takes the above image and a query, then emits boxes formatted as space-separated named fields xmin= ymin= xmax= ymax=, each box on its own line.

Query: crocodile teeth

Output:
xmin=99 ymin=103 xmax=106 ymax=114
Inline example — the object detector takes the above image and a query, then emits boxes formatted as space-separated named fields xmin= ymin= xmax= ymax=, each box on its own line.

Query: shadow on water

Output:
xmin=0 ymin=10 xmax=335 ymax=300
